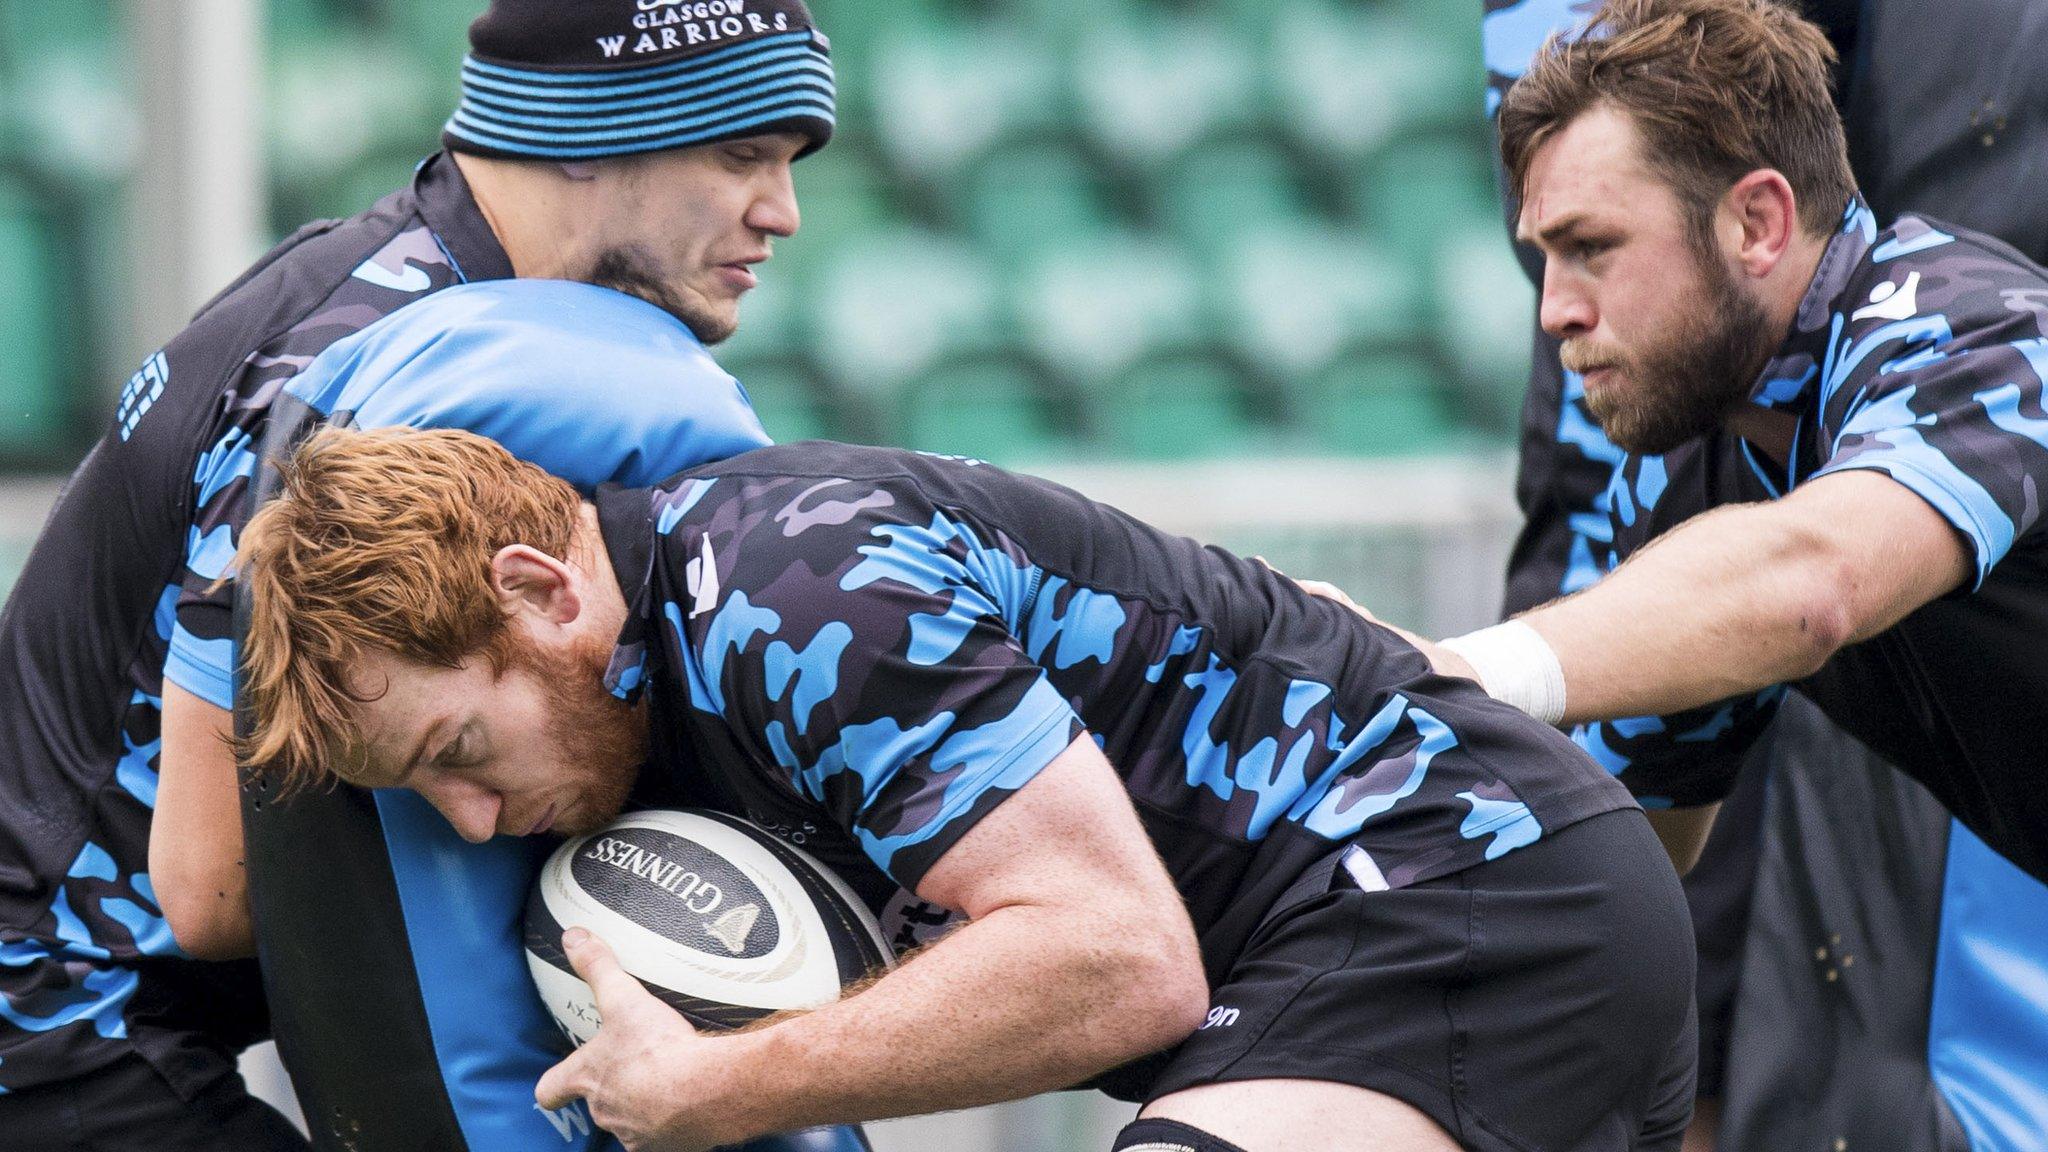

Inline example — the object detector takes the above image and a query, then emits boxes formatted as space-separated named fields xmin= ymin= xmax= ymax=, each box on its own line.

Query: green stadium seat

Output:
xmin=1270 ymin=4 xmax=1474 ymax=165
xmin=723 ymin=355 xmax=836 ymax=445
xmin=803 ymin=0 xmax=938 ymax=126
xmin=7 ymin=37 xmax=130 ymax=186
xmin=1212 ymin=223 xmax=1429 ymax=390
xmin=382 ymin=0 xmax=486 ymax=49
xmin=0 ymin=178 xmax=69 ymax=456
xmin=1206 ymin=0 xmax=1300 ymax=44
xmin=870 ymin=20 xmax=1061 ymax=181
xmin=1297 ymin=351 xmax=1461 ymax=456
xmin=1352 ymin=133 xmax=1502 ymax=267
xmin=808 ymin=228 xmax=1008 ymax=398
xmin=286 ymin=149 xmax=428 ymax=227
xmin=959 ymin=140 xmax=1120 ymax=271
xmin=715 ymin=250 xmax=809 ymax=367
xmin=1015 ymin=232 xmax=1206 ymax=387
xmin=269 ymin=0 xmax=352 ymax=39
xmin=1093 ymin=353 xmax=1264 ymax=460
xmin=1153 ymin=138 xmax=1315 ymax=259
xmin=1071 ymin=12 xmax=1262 ymax=173
xmin=269 ymin=34 xmax=439 ymax=191
xmin=896 ymin=358 xmax=1074 ymax=464
xmin=778 ymin=145 xmax=901 ymax=279
xmin=1390 ymin=0 xmax=1483 ymax=49
xmin=1433 ymin=224 xmax=1536 ymax=433
xmin=1003 ymin=0 xmax=1144 ymax=47
xmin=0 ymin=1 xmax=116 ymax=67
xmin=380 ymin=0 xmax=476 ymax=112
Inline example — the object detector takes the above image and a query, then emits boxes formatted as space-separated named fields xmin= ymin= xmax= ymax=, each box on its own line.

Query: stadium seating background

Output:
xmin=0 ymin=7 xmax=1530 ymax=1144
xmin=0 ymin=0 xmax=1533 ymax=478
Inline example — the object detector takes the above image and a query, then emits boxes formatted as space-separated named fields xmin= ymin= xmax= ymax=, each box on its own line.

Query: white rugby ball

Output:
xmin=525 ymin=808 xmax=893 ymax=1044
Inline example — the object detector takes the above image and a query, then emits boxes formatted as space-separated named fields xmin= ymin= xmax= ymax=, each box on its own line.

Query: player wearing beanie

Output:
xmin=0 ymin=2 xmax=860 ymax=1150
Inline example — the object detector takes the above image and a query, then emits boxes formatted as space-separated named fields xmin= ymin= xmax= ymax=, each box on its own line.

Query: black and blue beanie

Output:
xmin=442 ymin=0 xmax=834 ymax=161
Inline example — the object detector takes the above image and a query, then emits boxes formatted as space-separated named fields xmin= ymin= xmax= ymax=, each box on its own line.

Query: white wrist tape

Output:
xmin=1440 ymin=621 xmax=1567 ymax=726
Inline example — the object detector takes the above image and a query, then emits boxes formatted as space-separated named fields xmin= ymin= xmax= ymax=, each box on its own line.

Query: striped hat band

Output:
xmin=443 ymin=29 xmax=834 ymax=161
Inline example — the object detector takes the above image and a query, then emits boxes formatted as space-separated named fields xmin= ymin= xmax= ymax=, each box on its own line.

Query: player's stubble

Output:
xmin=1564 ymin=247 xmax=1781 ymax=456
xmin=513 ymin=629 xmax=648 ymax=837
xmin=587 ymin=247 xmax=738 ymax=347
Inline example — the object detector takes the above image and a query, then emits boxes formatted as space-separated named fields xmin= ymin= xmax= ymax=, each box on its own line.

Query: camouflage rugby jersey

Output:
xmin=0 ymin=153 xmax=513 ymax=1095
xmin=597 ymin=443 xmax=1636 ymax=982
xmin=0 ymin=151 xmax=773 ymax=1102
xmin=1573 ymin=200 xmax=2048 ymax=883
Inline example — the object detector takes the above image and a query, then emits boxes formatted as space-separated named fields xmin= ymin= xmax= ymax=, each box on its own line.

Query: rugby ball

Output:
xmin=525 ymin=808 xmax=893 ymax=1044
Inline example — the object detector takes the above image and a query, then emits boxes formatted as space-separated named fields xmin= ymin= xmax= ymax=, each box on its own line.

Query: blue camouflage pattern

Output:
xmin=1484 ymin=0 xmax=1644 ymax=617
xmin=0 ymin=198 xmax=481 ymax=1096
xmin=1575 ymin=199 xmax=2048 ymax=881
xmin=1482 ymin=0 xmax=1599 ymax=120
xmin=599 ymin=444 xmax=1636 ymax=971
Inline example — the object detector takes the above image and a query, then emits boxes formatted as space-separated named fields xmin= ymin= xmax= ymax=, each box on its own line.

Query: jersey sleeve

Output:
xmin=167 ymin=405 xmax=262 ymax=709
xmin=164 ymin=280 xmax=773 ymax=709
xmin=676 ymin=479 xmax=1082 ymax=893
xmin=1812 ymin=293 xmax=2048 ymax=589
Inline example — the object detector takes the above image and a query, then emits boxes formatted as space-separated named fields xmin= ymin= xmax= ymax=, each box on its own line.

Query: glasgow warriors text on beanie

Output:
xmin=442 ymin=0 xmax=834 ymax=161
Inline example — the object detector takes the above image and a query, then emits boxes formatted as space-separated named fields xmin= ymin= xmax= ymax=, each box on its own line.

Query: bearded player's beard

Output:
xmin=1563 ymin=252 xmax=1781 ymax=456
xmin=586 ymin=246 xmax=737 ymax=346
xmin=510 ymin=630 xmax=648 ymax=837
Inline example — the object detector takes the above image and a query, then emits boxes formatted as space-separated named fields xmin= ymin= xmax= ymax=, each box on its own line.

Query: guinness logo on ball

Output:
xmin=573 ymin=830 xmax=780 ymax=959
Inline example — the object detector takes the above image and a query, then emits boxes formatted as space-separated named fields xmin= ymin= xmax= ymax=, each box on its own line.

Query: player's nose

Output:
xmin=1539 ymin=265 xmax=1597 ymax=339
xmin=421 ymin=780 xmax=502 ymax=844
xmin=746 ymin=164 xmax=799 ymax=238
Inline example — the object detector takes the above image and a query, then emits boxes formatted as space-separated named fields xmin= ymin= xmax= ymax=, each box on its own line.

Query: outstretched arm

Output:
xmin=151 ymin=683 xmax=255 ymax=960
xmin=536 ymin=735 xmax=1209 ymax=1150
xmin=1404 ymin=471 xmax=1969 ymax=725
xmin=1523 ymin=471 xmax=1968 ymax=723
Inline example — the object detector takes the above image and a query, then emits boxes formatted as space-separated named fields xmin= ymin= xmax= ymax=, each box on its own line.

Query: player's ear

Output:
xmin=1726 ymin=168 xmax=1798 ymax=279
xmin=490 ymin=545 xmax=583 ymax=626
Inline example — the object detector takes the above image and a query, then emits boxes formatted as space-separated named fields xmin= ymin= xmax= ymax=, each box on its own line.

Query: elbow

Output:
xmin=1775 ymin=554 xmax=1858 ymax=680
xmin=156 ymin=876 xmax=255 ymax=962
xmin=163 ymin=910 xmax=247 ymax=963
xmin=1105 ymin=920 xmax=1210 ymax=1060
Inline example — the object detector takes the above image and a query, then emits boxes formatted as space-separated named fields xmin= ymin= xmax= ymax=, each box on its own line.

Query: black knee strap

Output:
xmin=1113 ymin=1118 xmax=1253 ymax=1152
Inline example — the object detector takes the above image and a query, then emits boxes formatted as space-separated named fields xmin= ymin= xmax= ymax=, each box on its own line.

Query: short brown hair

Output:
xmin=235 ymin=425 xmax=583 ymax=794
xmin=1498 ymin=0 xmax=1855 ymax=243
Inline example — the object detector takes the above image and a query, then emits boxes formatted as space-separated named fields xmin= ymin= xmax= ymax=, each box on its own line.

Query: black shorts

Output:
xmin=1144 ymin=809 xmax=1698 ymax=1152
xmin=0 ymin=1052 xmax=307 ymax=1152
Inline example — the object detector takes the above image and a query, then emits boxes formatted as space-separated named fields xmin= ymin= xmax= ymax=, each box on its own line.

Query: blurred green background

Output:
xmin=0 ymin=0 xmax=1532 ymax=475
xmin=0 ymin=7 xmax=1529 ymax=1140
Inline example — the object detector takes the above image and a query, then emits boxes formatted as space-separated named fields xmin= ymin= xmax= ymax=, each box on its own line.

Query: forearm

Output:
xmin=701 ymin=903 xmax=1202 ymax=1141
xmin=1432 ymin=474 xmax=1971 ymax=730
xmin=1521 ymin=501 xmax=1850 ymax=725
xmin=540 ymin=742 xmax=1211 ymax=1148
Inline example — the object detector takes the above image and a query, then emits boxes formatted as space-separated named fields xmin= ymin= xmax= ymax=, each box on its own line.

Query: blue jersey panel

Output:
xmin=249 ymin=279 xmax=770 ymax=1152
xmin=1928 ymin=822 xmax=2048 ymax=1152
xmin=160 ymin=279 xmax=769 ymax=708
xmin=293 ymin=279 xmax=769 ymax=489
xmin=1481 ymin=0 xmax=1597 ymax=117
xmin=374 ymin=792 xmax=616 ymax=1149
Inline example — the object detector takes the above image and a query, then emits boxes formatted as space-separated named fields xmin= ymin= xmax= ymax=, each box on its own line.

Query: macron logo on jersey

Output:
xmin=116 ymin=352 xmax=169 ymax=441
xmin=1852 ymin=271 xmax=1921 ymax=323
